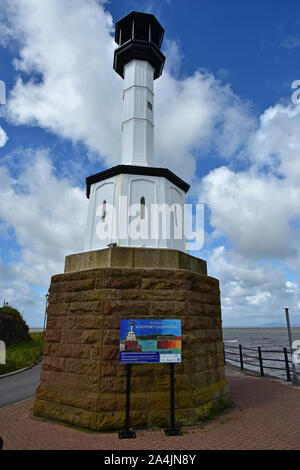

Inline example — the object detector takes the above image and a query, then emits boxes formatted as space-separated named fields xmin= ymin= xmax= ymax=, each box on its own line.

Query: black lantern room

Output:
xmin=113 ymin=11 xmax=166 ymax=80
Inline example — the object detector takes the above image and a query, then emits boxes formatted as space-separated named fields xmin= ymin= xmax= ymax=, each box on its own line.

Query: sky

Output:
xmin=0 ymin=0 xmax=300 ymax=327
xmin=120 ymin=319 xmax=181 ymax=341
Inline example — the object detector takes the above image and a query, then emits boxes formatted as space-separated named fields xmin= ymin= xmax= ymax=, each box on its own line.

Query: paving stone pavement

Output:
xmin=0 ymin=366 xmax=300 ymax=450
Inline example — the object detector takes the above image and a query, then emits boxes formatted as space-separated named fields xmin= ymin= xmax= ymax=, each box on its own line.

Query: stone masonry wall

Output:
xmin=34 ymin=267 xmax=230 ymax=431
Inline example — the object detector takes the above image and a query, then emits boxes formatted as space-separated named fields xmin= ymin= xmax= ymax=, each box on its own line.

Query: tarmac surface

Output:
xmin=0 ymin=365 xmax=300 ymax=450
xmin=0 ymin=363 xmax=41 ymax=408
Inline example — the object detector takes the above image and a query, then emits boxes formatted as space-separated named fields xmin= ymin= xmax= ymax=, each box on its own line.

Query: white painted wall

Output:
xmin=84 ymin=174 xmax=187 ymax=252
xmin=83 ymin=58 xmax=188 ymax=253
xmin=122 ymin=60 xmax=154 ymax=166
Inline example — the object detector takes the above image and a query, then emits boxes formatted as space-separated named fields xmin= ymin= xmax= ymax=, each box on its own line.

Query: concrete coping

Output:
xmin=64 ymin=247 xmax=207 ymax=275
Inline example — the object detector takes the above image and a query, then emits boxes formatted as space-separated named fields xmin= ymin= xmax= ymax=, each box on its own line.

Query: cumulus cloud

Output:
xmin=0 ymin=126 xmax=8 ymax=147
xmin=0 ymin=149 xmax=87 ymax=323
xmin=155 ymin=70 xmax=255 ymax=178
xmin=0 ymin=259 xmax=45 ymax=327
xmin=0 ymin=0 xmax=299 ymax=325
xmin=202 ymin=166 xmax=300 ymax=259
xmin=208 ymin=246 xmax=300 ymax=326
xmin=280 ymin=36 xmax=300 ymax=50
xmin=1 ymin=0 xmax=255 ymax=180
xmin=200 ymin=98 xmax=300 ymax=324
xmin=1 ymin=0 xmax=121 ymax=163
xmin=0 ymin=150 xmax=87 ymax=273
xmin=247 ymin=103 xmax=300 ymax=182
xmin=201 ymin=99 xmax=300 ymax=260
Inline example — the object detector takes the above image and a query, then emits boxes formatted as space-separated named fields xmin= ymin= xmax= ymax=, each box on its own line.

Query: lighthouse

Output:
xmin=34 ymin=11 xmax=229 ymax=433
xmin=84 ymin=11 xmax=190 ymax=252
xmin=114 ymin=11 xmax=165 ymax=166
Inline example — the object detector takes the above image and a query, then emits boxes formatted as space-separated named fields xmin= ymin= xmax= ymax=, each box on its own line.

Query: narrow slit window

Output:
xmin=140 ymin=197 xmax=145 ymax=219
xmin=102 ymin=200 xmax=107 ymax=222
xmin=174 ymin=205 xmax=178 ymax=227
xmin=147 ymin=101 xmax=153 ymax=111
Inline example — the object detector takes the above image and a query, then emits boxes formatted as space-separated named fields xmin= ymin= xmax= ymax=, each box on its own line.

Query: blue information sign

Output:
xmin=119 ymin=319 xmax=182 ymax=364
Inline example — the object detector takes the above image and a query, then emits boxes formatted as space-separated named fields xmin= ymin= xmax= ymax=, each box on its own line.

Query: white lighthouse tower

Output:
xmin=36 ymin=11 xmax=228 ymax=435
xmin=84 ymin=12 xmax=190 ymax=252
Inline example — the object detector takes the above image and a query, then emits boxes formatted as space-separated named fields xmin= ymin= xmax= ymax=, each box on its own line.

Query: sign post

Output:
xmin=164 ymin=363 xmax=182 ymax=436
xmin=118 ymin=319 xmax=182 ymax=439
xmin=118 ymin=364 xmax=136 ymax=439
xmin=284 ymin=308 xmax=300 ymax=386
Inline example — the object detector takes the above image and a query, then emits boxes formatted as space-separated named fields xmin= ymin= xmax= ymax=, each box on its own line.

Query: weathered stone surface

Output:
xmin=103 ymin=300 xmax=150 ymax=316
xmin=34 ymin=262 xmax=230 ymax=431
xmin=65 ymin=358 xmax=99 ymax=376
xmin=60 ymin=329 xmax=82 ymax=344
xmin=64 ymin=247 xmax=207 ymax=275
xmin=76 ymin=315 xmax=102 ymax=330
xmin=44 ymin=328 xmax=61 ymax=344
xmin=55 ymin=390 xmax=98 ymax=412
xmin=43 ymin=356 xmax=66 ymax=373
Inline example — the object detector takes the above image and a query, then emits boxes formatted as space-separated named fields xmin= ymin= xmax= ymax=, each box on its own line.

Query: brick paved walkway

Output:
xmin=1 ymin=366 xmax=300 ymax=450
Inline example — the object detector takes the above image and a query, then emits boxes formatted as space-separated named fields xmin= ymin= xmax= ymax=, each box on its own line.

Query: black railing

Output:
xmin=223 ymin=343 xmax=300 ymax=382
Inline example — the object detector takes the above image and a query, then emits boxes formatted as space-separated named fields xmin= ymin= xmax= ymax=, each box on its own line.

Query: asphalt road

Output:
xmin=0 ymin=363 xmax=42 ymax=408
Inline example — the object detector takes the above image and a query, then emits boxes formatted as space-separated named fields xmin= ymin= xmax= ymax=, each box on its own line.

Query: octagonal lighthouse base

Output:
xmin=34 ymin=247 xmax=230 ymax=431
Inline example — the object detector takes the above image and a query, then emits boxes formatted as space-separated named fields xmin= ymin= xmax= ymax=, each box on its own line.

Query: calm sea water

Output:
xmin=138 ymin=339 xmax=181 ymax=355
xmin=222 ymin=327 xmax=300 ymax=380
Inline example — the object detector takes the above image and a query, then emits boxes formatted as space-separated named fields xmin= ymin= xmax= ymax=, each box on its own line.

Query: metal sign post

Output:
xmin=119 ymin=364 xmax=136 ymax=439
xmin=164 ymin=363 xmax=181 ymax=436
xmin=284 ymin=308 xmax=300 ymax=386
xmin=118 ymin=319 xmax=182 ymax=438
xmin=43 ymin=292 xmax=49 ymax=333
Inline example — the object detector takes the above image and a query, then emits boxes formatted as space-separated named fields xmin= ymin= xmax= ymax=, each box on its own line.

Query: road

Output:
xmin=0 ymin=363 xmax=42 ymax=408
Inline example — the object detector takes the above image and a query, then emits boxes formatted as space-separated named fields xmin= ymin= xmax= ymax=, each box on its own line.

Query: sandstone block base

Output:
xmin=34 ymin=265 xmax=229 ymax=431
xmin=64 ymin=247 xmax=207 ymax=275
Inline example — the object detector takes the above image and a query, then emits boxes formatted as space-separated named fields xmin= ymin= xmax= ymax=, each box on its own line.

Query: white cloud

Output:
xmin=155 ymin=69 xmax=255 ymax=178
xmin=0 ymin=126 xmax=8 ymax=147
xmin=1 ymin=0 xmax=255 ymax=181
xmin=280 ymin=36 xmax=300 ymax=50
xmin=201 ymin=166 xmax=300 ymax=259
xmin=199 ymin=97 xmax=300 ymax=325
xmin=2 ymin=0 xmax=121 ymax=163
xmin=247 ymin=103 xmax=300 ymax=183
xmin=0 ymin=149 xmax=87 ymax=324
xmin=1 ymin=150 xmax=87 ymax=272
xmin=208 ymin=246 xmax=300 ymax=326
xmin=0 ymin=0 xmax=299 ymax=326
xmin=0 ymin=259 xmax=45 ymax=327
xmin=163 ymin=38 xmax=184 ymax=77
xmin=200 ymin=98 xmax=300 ymax=265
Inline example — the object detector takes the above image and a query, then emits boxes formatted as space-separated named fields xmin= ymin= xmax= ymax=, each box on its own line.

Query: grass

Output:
xmin=0 ymin=332 xmax=44 ymax=375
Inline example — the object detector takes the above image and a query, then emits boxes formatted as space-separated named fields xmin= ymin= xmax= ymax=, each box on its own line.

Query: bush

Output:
xmin=0 ymin=332 xmax=44 ymax=375
xmin=0 ymin=305 xmax=31 ymax=347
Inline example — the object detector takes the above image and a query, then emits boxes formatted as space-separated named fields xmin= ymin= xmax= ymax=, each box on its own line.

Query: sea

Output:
xmin=30 ymin=327 xmax=300 ymax=380
xmin=138 ymin=339 xmax=181 ymax=355
xmin=222 ymin=327 xmax=300 ymax=380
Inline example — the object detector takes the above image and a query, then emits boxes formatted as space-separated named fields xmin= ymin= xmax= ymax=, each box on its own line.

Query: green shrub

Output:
xmin=0 ymin=332 xmax=44 ymax=375
xmin=0 ymin=305 xmax=31 ymax=347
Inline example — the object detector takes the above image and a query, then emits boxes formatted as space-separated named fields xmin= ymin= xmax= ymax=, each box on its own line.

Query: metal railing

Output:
xmin=223 ymin=343 xmax=300 ymax=382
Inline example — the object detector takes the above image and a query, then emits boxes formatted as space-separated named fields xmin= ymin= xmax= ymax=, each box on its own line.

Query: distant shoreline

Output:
xmin=223 ymin=326 xmax=300 ymax=329
xmin=29 ymin=326 xmax=300 ymax=330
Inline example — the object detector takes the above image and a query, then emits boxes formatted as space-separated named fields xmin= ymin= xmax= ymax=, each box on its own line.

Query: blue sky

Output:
xmin=0 ymin=0 xmax=300 ymax=327
xmin=120 ymin=319 xmax=181 ymax=340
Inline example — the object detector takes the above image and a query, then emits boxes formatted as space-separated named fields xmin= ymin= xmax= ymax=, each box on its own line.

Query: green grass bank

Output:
xmin=0 ymin=332 xmax=44 ymax=376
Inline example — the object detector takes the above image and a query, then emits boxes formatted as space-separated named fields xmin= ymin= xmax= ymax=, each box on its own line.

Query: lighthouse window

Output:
xmin=120 ymin=24 xmax=131 ymax=45
xmin=174 ymin=205 xmax=178 ymax=227
xmin=134 ymin=21 xmax=148 ymax=41
xmin=147 ymin=101 xmax=153 ymax=111
xmin=140 ymin=197 xmax=145 ymax=219
xmin=102 ymin=200 xmax=107 ymax=222
xmin=151 ymin=24 xmax=162 ymax=47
